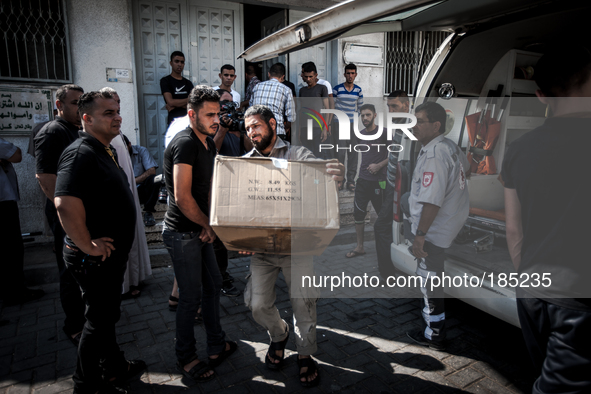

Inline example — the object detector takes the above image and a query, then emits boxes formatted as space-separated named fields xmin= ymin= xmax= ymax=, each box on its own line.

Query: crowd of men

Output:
xmin=0 ymin=42 xmax=589 ymax=393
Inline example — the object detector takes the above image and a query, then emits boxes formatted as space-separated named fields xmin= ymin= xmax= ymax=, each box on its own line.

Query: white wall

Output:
xmin=68 ymin=0 xmax=139 ymax=144
xmin=0 ymin=0 xmax=138 ymax=238
xmin=336 ymin=33 xmax=385 ymax=98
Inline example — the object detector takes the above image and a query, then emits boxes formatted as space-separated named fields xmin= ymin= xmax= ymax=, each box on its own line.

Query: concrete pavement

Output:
xmin=0 ymin=241 xmax=535 ymax=393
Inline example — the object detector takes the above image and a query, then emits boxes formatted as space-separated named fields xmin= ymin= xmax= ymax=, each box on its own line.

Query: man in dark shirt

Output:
xmin=162 ymin=86 xmax=236 ymax=382
xmin=160 ymin=51 xmax=194 ymax=126
xmin=55 ymin=90 xmax=146 ymax=393
xmin=346 ymin=104 xmax=388 ymax=258
xmin=299 ymin=62 xmax=330 ymax=158
xmin=503 ymin=42 xmax=591 ymax=393
xmin=34 ymin=84 xmax=86 ymax=346
xmin=373 ymin=91 xmax=410 ymax=278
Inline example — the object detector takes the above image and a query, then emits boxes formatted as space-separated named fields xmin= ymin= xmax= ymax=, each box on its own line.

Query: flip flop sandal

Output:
xmin=168 ymin=295 xmax=178 ymax=311
xmin=129 ymin=286 xmax=141 ymax=298
xmin=176 ymin=356 xmax=215 ymax=383
xmin=265 ymin=332 xmax=290 ymax=371
xmin=208 ymin=341 xmax=238 ymax=368
xmin=297 ymin=356 xmax=320 ymax=388
xmin=346 ymin=250 xmax=366 ymax=258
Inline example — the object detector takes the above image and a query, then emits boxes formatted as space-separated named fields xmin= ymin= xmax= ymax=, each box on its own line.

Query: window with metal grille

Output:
xmin=0 ymin=0 xmax=71 ymax=83
xmin=384 ymin=31 xmax=450 ymax=96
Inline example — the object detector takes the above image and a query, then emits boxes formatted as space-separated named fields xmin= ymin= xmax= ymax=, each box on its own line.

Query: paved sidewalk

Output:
xmin=0 ymin=242 xmax=535 ymax=393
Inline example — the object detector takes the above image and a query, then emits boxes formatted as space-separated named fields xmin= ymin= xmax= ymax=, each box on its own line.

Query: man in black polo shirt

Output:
xmin=163 ymin=86 xmax=236 ymax=382
xmin=55 ymin=90 xmax=146 ymax=394
xmin=160 ymin=51 xmax=194 ymax=126
xmin=34 ymin=84 xmax=86 ymax=346
xmin=503 ymin=42 xmax=591 ymax=393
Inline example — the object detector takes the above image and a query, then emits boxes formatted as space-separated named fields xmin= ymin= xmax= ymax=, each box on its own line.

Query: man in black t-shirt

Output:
xmin=162 ymin=86 xmax=236 ymax=382
xmin=34 ymin=84 xmax=86 ymax=347
xmin=55 ymin=90 xmax=146 ymax=393
xmin=160 ymin=51 xmax=194 ymax=126
xmin=502 ymin=42 xmax=591 ymax=393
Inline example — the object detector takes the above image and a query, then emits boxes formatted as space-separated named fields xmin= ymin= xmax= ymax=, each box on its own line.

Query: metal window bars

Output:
xmin=0 ymin=0 xmax=71 ymax=83
xmin=385 ymin=31 xmax=449 ymax=96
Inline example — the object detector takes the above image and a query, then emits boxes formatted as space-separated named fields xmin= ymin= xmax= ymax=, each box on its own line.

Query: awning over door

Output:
xmin=238 ymin=0 xmax=549 ymax=62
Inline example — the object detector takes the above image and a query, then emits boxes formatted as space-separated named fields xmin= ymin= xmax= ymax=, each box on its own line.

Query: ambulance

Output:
xmin=239 ymin=0 xmax=590 ymax=326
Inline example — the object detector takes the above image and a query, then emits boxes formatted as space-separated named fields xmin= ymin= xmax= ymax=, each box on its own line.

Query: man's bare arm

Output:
xmin=173 ymin=163 xmax=216 ymax=242
xmin=135 ymin=167 xmax=156 ymax=184
xmin=504 ymin=187 xmax=523 ymax=269
xmin=36 ymin=173 xmax=57 ymax=201
xmin=55 ymin=196 xmax=115 ymax=260
xmin=163 ymin=92 xmax=189 ymax=110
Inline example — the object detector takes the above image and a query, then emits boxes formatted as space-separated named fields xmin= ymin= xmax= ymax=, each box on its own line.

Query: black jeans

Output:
xmin=0 ymin=200 xmax=25 ymax=299
xmin=45 ymin=199 xmax=86 ymax=336
xmin=162 ymin=229 xmax=225 ymax=364
xmin=137 ymin=174 xmax=159 ymax=213
xmin=353 ymin=178 xmax=384 ymax=223
xmin=516 ymin=289 xmax=591 ymax=393
xmin=63 ymin=246 xmax=129 ymax=393
xmin=373 ymin=182 xmax=396 ymax=279
xmin=213 ymin=237 xmax=230 ymax=283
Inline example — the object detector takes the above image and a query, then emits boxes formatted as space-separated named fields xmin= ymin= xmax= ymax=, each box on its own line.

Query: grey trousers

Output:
xmin=244 ymin=253 xmax=319 ymax=355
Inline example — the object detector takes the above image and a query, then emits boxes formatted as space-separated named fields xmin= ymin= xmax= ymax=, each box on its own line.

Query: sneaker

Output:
xmin=158 ymin=187 xmax=168 ymax=204
xmin=143 ymin=212 xmax=156 ymax=227
xmin=221 ymin=282 xmax=241 ymax=297
xmin=406 ymin=329 xmax=446 ymax=351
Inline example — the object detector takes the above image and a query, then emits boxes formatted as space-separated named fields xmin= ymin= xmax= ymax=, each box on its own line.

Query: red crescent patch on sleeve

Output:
xmin=422 ymin=172 xmax=434 ymax=187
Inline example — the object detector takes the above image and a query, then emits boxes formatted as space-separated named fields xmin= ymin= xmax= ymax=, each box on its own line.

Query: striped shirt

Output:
xmin=332 ymin=83 xmax=364 ymax=122
xmin=250 ymin=79 xmax=295 ymax=136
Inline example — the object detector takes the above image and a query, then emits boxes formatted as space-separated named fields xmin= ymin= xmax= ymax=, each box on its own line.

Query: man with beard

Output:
xmin=345 ymin=104 xmax=388 ymax=258
xmin=373 ymin=91 xmax=410 ymax=278
xmin=242 ymin=105 xmax=344 ymax=387
xmin=162 ymin=86 xmax=236 ymax=383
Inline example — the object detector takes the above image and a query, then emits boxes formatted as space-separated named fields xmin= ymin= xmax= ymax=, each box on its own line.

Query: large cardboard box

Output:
xmin=210 ymin=156 xmax=340 ymax=255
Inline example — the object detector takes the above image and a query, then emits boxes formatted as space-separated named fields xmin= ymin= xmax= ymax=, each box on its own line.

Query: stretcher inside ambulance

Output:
xmin=239 ymin=0 xmax=590 ymax=327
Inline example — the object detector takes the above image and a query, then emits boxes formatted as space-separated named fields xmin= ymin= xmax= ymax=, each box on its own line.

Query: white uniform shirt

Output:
xmin=408 ymin=134 xmax=469 ymax=248
xmin=164 ymin=115 xmax=190 ymax=148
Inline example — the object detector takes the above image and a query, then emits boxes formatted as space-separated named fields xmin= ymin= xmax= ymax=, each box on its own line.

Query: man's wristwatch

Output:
xmin=416 ymin=229 xmax=427 ymax=237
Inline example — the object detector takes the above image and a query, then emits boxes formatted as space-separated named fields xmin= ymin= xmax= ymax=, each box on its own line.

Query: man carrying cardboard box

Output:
xmin=241 ymin=105 xmax=344 ymax=388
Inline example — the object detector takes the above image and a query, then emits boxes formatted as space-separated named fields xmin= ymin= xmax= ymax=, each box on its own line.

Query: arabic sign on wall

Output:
xmin=0 ymin=88 xmax=53 ymax=135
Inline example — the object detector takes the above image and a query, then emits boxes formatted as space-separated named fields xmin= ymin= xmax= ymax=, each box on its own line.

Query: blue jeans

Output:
xmin=162 ymin=229 xmax=226 ymax=364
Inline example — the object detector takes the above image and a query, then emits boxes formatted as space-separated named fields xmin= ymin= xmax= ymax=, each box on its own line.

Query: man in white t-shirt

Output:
xmin=214 ymin=64 xmax=240 ymax=105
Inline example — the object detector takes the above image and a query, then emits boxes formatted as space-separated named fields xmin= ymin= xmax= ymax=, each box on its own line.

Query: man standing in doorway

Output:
xmin=240 ymin=63 xmax=260 ymax=111
xmin=345 ymin=104 xmax=387 ymax=258
xmin=214 ymin=64 xmax=240 ymax=105
xmin=250 ymin=62 xmax=295 ymax=141
xmin=34 ymin=84 xmax=86 ymax=347
xmin=163 ymin=86 xmax=236 ymax=382
xmin=299 ymin=62 xmax=330 ymax=158
xmin=161 ymin=51 xmax=194 ymax=127
xmin=373 ymin=91 xmax=410 ymax=279
xmin=332 ymin=63 xmax=364 ymax=191
xmin=405 ymin=101 xmax=469 ymax=351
